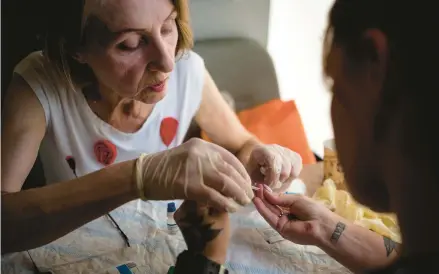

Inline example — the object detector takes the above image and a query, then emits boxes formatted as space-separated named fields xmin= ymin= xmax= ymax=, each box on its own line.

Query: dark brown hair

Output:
xmin=43 ymin=0 xmax=193 ymax=89
xmin=324 ymin=0 xmax=439 ymax=161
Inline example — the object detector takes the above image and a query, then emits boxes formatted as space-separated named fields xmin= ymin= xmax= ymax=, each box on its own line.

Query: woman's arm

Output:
xmin=1 ymin=76 xmax=138 ymax=254
xmin=194 ymin=69 xmax=260 ymax=166
xmin=317 ymin=214 xmax=401 ymax=272
xmin=255 ymin=189 xmax=401 ymax=273
xmin=173 ymin=201 xmax=230 ymax=274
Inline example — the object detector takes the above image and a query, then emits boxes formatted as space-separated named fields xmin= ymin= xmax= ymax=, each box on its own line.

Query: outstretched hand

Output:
xmin=253 ymin=184 xmax=336 ymax=245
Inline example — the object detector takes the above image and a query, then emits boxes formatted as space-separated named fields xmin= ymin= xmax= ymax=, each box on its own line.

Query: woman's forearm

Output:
xmin=236 ymin=137 xmax=260 ymax=166
xmin=316 ymin=214 xmax=401 ymax=273
xmin=1 ymin=160 xmax=137 ymax=254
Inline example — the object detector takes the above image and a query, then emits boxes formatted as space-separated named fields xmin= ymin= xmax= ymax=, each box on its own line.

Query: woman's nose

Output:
xmin=145 ymin=39 xmax=174 ymax=73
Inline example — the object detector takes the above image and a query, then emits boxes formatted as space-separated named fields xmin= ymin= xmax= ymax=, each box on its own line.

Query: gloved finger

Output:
xmin=261 ymin=154 xmax=282 ymax=187
xmin=216 ymin=160 xmax=255 ymax=200
xmin=204 ymin=169 xmax=252 ymax=206
xmin=279 ymin=160 xmax=292 ymax=183
xmin=281 ymin=155 xmax=303 ymax=190
xmin=210 ymin=142 xmax=251 ymax=183
xmin=270 ymin=146 xmax=292 ymax=183
xmin=200 ymin=187 xmax=241 ymax=213
xmin=290 ymin=152 xmax=303 ymax=178
xmin=207 ymin=145 xmax=253 ymax=197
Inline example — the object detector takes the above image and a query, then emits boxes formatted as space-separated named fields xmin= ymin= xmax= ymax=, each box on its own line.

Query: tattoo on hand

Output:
xmin=330 ymin=222 xmax=346 ymax=243
xmin=178 ymin=201 xmax=223 ymax=253
xmin=383 ymin=236 xmax=401 ymax=257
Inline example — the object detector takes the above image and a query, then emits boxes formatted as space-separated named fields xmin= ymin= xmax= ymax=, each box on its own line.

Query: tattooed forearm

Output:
xmin=178 ymin=201 xmax=223 ymax=253
xmin=330 ymin=222 xmax=346 ymax=243
xmin=383 ymin=236 xmax=401 ymax=257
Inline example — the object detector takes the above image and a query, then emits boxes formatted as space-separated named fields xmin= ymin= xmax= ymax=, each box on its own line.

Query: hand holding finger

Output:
xmin=211 ymin=142 xmax=254 ymax=198
xmin=206 ymin=159 xmax=253 ymax=205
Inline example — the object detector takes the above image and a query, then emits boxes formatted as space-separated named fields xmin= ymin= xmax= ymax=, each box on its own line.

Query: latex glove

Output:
xmin=247 ymin=144 xmax=303 ymax=190
xmin=175 ymin=201 xmax=230 ymax=265
xmin=135 ymin=138 xmax=254 ymax=212
xmin=253 ymin=184 xmax=337 ymax=246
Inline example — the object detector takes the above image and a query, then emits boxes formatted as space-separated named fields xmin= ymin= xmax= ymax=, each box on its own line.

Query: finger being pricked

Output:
xmin=254 ymin=196 xmax=300 ymax=233
xmin=255 ymin=185 xmax=304 ymax=219
xmin=263 ymin=188 xmax=303 ymax=208
xmin=254 ymin=185 xmax=281 ymax=215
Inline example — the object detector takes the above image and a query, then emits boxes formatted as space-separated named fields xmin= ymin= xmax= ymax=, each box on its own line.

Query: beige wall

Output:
xmin=268 ymin=0 xmax=335 ymax=157
xmin=190 ymin=0 xmax=271 ymax=47
xmin=190 ymin=0 xmax=335 ymax=156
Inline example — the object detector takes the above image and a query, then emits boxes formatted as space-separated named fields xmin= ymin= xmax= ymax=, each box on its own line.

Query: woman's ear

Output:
xmin=72 ymin=52 xmax=87 ymax=64
xmin=362 ymin=30 xmax=392 ymax=143
xmin=362 ymin=29 xmax=388 ymax=83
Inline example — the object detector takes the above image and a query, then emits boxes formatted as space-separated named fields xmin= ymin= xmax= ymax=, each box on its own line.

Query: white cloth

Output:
xmin=1 ymin=200 xmax=351 ymax=274
xmin=13 ymin=51 xmax=205 ymax=184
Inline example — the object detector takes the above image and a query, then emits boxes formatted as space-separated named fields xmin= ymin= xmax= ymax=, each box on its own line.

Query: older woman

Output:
xmin=1 ymin=0 xmax=302 ymax=254
xmin=174 ymin=0 xmax=439 ymax=273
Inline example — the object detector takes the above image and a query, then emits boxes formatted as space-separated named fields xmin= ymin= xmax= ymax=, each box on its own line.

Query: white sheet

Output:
xmin=2 ymin=199 xmax=350 ymax=274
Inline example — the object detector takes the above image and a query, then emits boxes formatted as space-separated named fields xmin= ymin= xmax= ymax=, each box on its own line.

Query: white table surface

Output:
xmin=2 ymin=199 xmax=350 ymax=274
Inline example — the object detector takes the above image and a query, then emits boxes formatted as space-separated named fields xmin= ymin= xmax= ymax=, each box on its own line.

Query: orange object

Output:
xmin=202 ymin=99 xmax=316 ymax=164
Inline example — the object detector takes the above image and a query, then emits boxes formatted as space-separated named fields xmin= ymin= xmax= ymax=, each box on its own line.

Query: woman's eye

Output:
xmin=117 ymin=37 xmax=146 ymax=51
xmin=162 ymin=20 xmax=176 ymax=35
xmin=161 ymin=27 xmax=174 ymax=35
xmin=118 ymin=42 xmax=139 ymax=51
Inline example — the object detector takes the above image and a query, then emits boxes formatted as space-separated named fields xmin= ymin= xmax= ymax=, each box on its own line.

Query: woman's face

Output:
xmin=79 ymin=0 xmax=179 ymax=104
xmin=326 ymin=36 xmax=391 ymax=212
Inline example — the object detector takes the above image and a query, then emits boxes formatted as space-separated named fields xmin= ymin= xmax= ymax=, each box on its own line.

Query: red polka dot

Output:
xmin=160 ymin=117 xmax=179 ymax=147
xmin=94 ymin=140 xmax=117 ymax=166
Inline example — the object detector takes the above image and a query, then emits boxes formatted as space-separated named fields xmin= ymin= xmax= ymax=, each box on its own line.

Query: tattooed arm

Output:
xmin=174 ymin=201 xmax=230 ymax=267
xmin=317 ymin=216 xmax=401 ymax=273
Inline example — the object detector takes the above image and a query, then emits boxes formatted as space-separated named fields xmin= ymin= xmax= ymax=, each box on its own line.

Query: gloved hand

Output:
xmin=246 ymin=144 xmax=303 ymax=190
xmin=134 ymin=138 xmax=254 ymax=212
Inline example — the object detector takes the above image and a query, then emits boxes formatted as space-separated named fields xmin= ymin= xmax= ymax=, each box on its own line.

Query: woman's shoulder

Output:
xmin=175 ymin=50 xmax=205 ymax=75
xmin=14 ymin=51 xmax=49 ymax=73
xmin=14 ymin=51 xmax=67 ymax=92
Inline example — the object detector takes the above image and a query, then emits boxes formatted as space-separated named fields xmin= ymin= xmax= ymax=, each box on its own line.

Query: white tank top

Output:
xmin=14 ymin=51 xmax=205 ymax=185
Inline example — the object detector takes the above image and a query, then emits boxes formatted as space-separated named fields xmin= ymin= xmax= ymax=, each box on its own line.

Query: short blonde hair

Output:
xmin=43 ymin=0 xmax=193 ymax=90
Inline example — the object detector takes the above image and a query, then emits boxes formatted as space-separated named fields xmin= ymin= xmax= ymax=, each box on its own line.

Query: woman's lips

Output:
xmin=147 ymin=80 xmax=166 ymax=93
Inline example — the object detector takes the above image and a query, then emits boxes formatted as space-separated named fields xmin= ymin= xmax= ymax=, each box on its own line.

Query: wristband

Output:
xmin=174 ymin=250 xmax=228 ymax=274
xmin=135 ymin=153 xmax=148 ymax=201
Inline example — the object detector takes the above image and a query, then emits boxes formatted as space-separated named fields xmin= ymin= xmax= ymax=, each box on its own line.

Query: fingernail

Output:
xmin=242 ymin=195 xmax=252 ymax=205
xmin=285 ymin=191 xmax=298 ymax=195
xmin=263 ymin=184 xmax=273 ymax=193
xmin=227 ymin=199 xmax=240 ymax=213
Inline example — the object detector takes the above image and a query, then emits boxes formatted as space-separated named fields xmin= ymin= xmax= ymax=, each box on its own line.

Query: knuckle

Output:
xmin=186 ymin=138 xmax=203 ymax=149
xmin=186 ymin=142 xmax=204 ymax=157
xmin=217 ymin=160 xmax=230 ymax=172
xmin=280 ymin=171 xmax=289 ymax=181
xmin=204 ymin=189 xmax=218 ymax=203
xmin=215 ymin=172 xmax=229 ymax=190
